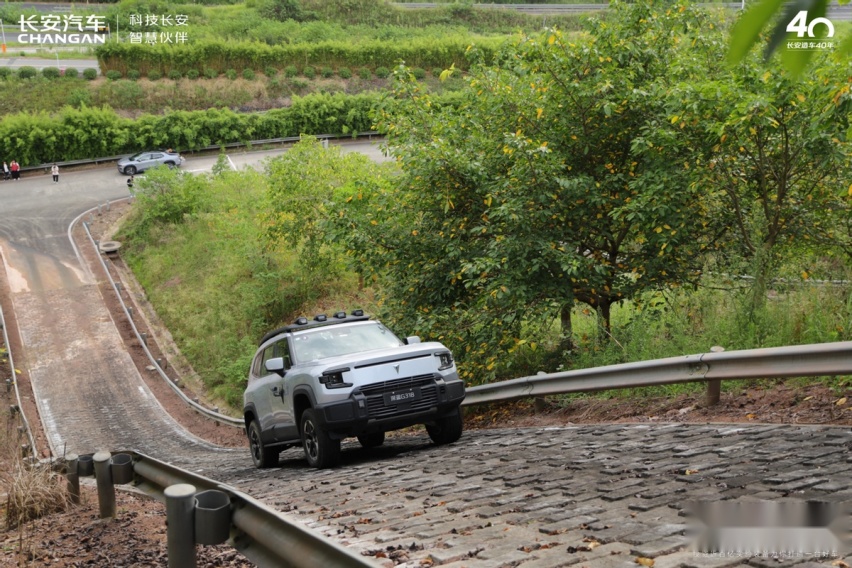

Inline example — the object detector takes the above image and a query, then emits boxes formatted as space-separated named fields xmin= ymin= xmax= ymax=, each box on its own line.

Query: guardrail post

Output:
xmin=165 ymin=483 xmax=197 ymax=568
xmin=65 ymin=453 xmax=80 ymax=505
xmin=705 ymin=346 xmax=725 ymax=406
xmin=93 ymin=450 xmax=116 ymax=518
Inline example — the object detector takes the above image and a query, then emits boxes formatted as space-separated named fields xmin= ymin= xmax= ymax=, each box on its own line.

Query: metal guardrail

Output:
xmin=462 ymin=341 xmax=852 ymax=406
xmin=0 ymin=265 xmax=38 ymax=458
xmin=80 ymin=217 xmax=243 ymax=428
xmin=67 ymin=450 xmax=376 ymax=568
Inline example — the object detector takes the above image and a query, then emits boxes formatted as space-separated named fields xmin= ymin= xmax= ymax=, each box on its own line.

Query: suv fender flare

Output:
xmin=292 ymin=385 xmax=319 ymax=424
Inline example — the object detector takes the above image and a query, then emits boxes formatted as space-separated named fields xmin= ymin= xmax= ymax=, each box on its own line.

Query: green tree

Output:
xmin=263 ymin=137 xmax=381 ymax=280
xmin=665 ymin=54 xmax=852 ymax=316
xmin=371 ymin=2 xmax=717 ymax=341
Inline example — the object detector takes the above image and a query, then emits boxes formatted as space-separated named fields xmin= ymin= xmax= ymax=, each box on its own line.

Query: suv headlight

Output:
xmin=320 ymin=367 xmax=351 ymax=389
xmin=436 ymin=351 xmax=454 ymax=371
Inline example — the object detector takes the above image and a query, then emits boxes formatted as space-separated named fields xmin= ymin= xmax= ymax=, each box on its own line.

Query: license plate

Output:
xmin=383 ymin=387 xmax=421 ymax=406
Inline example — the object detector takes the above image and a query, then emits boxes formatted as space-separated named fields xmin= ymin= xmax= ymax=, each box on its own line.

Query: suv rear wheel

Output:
xmin=301 ymin=409 xmax=341 ymax=468
xmin=357 ymin=431 xmax=385 ymax=449
xmin=248 ymin=420 xmax=279 ymax=468
xmin=426 ymin=407 xmax=463 ymax=445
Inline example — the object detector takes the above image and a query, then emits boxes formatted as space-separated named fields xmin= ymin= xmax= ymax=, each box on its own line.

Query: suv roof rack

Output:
xmin=258 ymin=311 xmax=370 ymax=346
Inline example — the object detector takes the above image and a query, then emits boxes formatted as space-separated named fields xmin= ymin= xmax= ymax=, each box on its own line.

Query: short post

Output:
xmin=66 ymin=453 xmax=80 ymax=504
xmin=5 ymin=378 xmax=10 ymax=393
xmin=106 ymin=200 xmax=111 ymax=212
xmin=140 ymin=332 xmax=147 ymax=345
xmin=93 ymin=451 xmax=116 ymax=518
xmin=705 ymin=346 xmax=725 ymax=406
xmin=165 ymin=483 xmax=197 ymax=568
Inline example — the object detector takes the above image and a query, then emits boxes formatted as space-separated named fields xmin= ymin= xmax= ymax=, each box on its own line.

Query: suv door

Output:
xmin=257 ymin=340 xmax=294 ymax=440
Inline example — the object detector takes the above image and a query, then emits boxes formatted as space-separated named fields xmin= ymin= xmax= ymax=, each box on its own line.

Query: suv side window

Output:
xmin=261 ymin=339 xmax=292 ymax=373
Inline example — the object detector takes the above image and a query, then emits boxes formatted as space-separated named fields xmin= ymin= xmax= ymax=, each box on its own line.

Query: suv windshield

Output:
xmin=292 ymin=322 xmax=403 ymax=362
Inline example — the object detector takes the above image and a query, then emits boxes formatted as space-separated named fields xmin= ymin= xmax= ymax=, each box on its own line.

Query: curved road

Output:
xmin=0 ymin=148 xmax=850 ymax=567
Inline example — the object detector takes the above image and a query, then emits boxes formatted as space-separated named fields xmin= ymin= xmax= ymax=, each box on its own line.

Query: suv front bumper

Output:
xmin=313 ymin=376 xmax=465 ymax=436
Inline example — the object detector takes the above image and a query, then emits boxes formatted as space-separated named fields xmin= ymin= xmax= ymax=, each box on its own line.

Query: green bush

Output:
xmin=127 ymin=69 xmax=141 ymax=81
xmin=431 ymin=67 xmax=443 ymax=78
xmin=242 ymin=68 xmax=256 ymax=80
xmin=186 ymin=69 xmax=200 ymax=80
xmin=338 ymin=67 xmax=352 ymax=79
xmin=225 ymin=69 xmax=238 ymax=80
xmin=284 ymin=65 xmax=298 ymax=78
xmin=18 ymin=66 xmax=38 ymax=80
xmin=204 ymin=67 xmax=218 ymax=79
xmin=67 ymin=89 xmax=92 ymax=108
xmin=0 ymin=68 xmax=11 ymax=80
xmin=42 ymin=67 xmax=62 ymax=79
xmin=83 ymin=68 xmax=98 ymax=81
xmin=264 ymin=66 xmax=278 ymax=78
xmin=290 ymin=78 xmax=309 ymax=93
xmin=321 ymin=66 xmax=333 ymax=78
xmin=357 ymin=67 xmax=371 ymax=80
xmin=375 ymin=66 xmax=390 ymax=79
xmin=63 ymin=68 xmax=79 ymax=79
xmin=106 ymin=70 xmax=122 ymax=81
xmin=147 ymin=69 xmax=162 ymax=81
xmin=303 ymin=66 xmax=316 ymax=79
xmin=412 ymin=67 xmax=426 ymax=80
xmin=168 ymin=70 xmax=183 ymax=80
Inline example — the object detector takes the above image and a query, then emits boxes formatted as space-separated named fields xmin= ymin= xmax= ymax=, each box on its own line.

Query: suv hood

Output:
xmin=296 ymin=342 xmax=447 ymax=374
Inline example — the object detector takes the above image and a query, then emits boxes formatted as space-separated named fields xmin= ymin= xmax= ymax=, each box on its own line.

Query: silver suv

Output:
xmin=117 ymin=149 xmax=183 ymax=175
xmin=243 ymin=311 xmax=466 ymax=469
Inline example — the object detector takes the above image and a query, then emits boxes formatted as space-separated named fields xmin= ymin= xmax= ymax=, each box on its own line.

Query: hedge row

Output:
xmin=0 ymin=91 xmax=465 ymax=166
xmin=95 ymin=37 xmax=499 ymax=76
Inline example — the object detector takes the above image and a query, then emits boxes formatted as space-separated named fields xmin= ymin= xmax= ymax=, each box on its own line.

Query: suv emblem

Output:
xmin=393 ymin=364 xmax=400 ymax=373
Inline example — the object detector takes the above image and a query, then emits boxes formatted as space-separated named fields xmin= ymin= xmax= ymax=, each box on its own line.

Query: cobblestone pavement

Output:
xmin=211 ymin=424 xmax=852 ymax=568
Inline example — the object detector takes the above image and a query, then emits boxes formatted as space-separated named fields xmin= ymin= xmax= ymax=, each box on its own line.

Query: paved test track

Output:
xmin=0 ymin=152 xmax=850 ymax=567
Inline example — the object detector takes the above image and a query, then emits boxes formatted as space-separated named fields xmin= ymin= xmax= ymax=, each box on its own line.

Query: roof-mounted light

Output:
xmin=295 ymin=317 xmax=309 ymax=325
xmin=314 ymin=314 xmax=327 ymax=322
xmin=352 ymin=309 xmax=364 ymax=317
xmin=333 ymin=311 xmax=346 ymax=319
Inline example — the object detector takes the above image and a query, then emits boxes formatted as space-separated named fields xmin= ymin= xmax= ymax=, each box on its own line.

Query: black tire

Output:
xmin=426 ymin=407 xmax=463 ymax=445
xmin=124 ymin=165 xmax=137 ymax=175
xmin=165 ymin=161 xmax=175 ymax=169
xmin=301 ymin=408 xmax=341 ymax=469
xmin=357 ymin=431 xmax=385 ymax=449
xmin=248 ymin=420 xmax=279 ymax=468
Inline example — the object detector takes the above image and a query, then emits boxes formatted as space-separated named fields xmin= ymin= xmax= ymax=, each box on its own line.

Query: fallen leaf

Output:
xmin=636 ymin=557 xmax=655 ymax=567
xmin=746 ymin=413 xmax=756 ymax=420
xmin=802 ymin=396 xmax=813 ymax=402
xmin=831 ymin=561 xmax=849 ymax=568
xmin=835 ymin=397 xmax=847 ymax=406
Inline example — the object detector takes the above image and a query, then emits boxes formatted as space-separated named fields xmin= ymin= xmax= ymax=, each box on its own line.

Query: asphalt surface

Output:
xmin=0 ymin=147 xmax=850 ymax=567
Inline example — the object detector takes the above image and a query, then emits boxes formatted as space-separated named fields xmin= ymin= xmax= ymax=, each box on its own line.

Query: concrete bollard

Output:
xmin=93 ymin=451 xmax=116 ymax=518
xmin=140 ymin=332 xmax=147 ymax=345
xmin=165 ymin=483 xmax=197 ymax=568
xmin=66 ymin=454 xmax=80 ymax=504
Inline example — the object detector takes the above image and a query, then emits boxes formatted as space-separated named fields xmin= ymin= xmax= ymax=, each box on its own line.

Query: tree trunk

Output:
xmin=560 ymin=304 xmax=573 ymax=351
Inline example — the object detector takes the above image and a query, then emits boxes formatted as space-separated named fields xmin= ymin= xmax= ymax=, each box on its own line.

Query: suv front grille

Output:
xmin=360 ymin=374 xmax=438 ymax=419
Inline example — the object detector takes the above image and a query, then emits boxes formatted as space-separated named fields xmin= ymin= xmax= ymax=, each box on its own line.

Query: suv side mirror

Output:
xmin=264 ymin=357 xmax=286 ymax=376
xmin=404 ymin=336 xmax=421 ymax=345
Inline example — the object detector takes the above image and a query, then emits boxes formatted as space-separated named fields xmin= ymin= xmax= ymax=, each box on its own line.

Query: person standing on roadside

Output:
xmin=2 ymin=161 xmax=8 ymax=181
xmin=127 ymin=174 xmax=134 ymax=189
xmin=51 ymin=163 xmax=59 ymax=183
xmin=10 ymin=160 xmax=20 ymax=181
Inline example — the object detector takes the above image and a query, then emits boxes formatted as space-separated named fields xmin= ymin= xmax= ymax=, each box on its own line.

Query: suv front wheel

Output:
xmin=426 ymin=407 xmax=463 ymax=445
xmin=248 ymin=420 xmax=279 ymax=468
xmin=301 ymin=409 xmax=341 ymax=469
